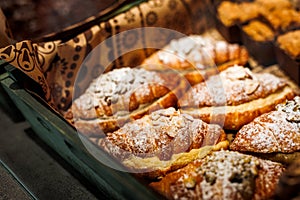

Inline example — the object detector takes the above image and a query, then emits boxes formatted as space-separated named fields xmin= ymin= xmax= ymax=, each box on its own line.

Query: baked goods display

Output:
xmin=2 ymin=0 xmax=300 ymax=199
xmin=215 ymin=0 xmax=300 ymax=66
xmin=215 ymin=0 xmax=292 ymax=43
xmin=94 ymin=107 xmax=228 ymax=179
xmin=216 ymin=1 xmax=262 ymax=42
xmin=242 ymin=20 xmax=275 ymax=43
xmin=277 ymin=30 xmax=300 ymax=59
xmin=141 ymin=35 xmax=249 ymax=85
xmin=252 ymin=7 xmax=300 ymax=66
xmin=275 ymin=30 xmax=300 ymax=84
xmin=178 ymin=65 xmax=295 ymax=130
xmin=217 ymin=1 xmax=262 ymax=28
xmin=230 ymin=96 xmax=300 ymax=164
xmin=241 ymin=20 xmax=277 ymax=65
xmin=216 ymin=0 xmax=295 ymax=33
xmin=150 ymin=150 xmax=285 ymax=200
xmin=260 ymin=8 xmax=300 ymax=34
xmin=62 ymin=30 xmax=299 ymax=198
xmin=64 ymin=67 xmax=188 ymax=136
xmin=57 ymin=6 xmax=300 ymax=197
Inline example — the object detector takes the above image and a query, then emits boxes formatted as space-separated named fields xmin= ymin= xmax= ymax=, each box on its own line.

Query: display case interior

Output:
xmin=1 ymin=0 xmax=300 ymax=199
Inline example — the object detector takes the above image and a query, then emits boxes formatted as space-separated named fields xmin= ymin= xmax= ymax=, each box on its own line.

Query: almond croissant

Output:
xmin=142 ymin=35 xmax=249 ymax=85
xmin=230 ymin=96 xmax=300 ymax=163
xmin=150 ymin=150 xmax=285 ymax=200
xmin=178 ymin=65 xmax=295 ymax=130
xmin=94 ymin=107 xmax=228 ymax=179
xmin=65 ymin=67 xmax=188 ymax=136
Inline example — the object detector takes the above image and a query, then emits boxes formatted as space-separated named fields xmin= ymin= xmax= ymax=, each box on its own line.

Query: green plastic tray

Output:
xmin=0 ymin=60 xmax=24 ymax=122
xmin=0 ymin=70 xmax=161 ymax=200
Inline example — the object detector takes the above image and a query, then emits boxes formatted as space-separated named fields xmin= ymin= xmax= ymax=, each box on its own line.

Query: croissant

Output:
xmin=230 ymin=96 xmax=300 ymax=164
xmin=150 ymin=150 xmax=285 ymax=200
xmin=178 ymin=65 xmax=295 ymax=130
xmin=94 ymin=107 xmax=228 ymax=179
xmin=141 ymin=35 xmax=249 ymax=85
xmin=65 ymin=67 xmax=188 ymax=136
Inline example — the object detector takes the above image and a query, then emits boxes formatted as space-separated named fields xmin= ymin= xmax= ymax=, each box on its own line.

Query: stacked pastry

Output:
xmin=66 ymin=35 xmax=249 ymax=136
xmin=66 ymin=34 xmax=298 ymax=199
xmin=216 ymin=0 xmax=300 ymax=66
xmin=65 ymin=67 xmax=187 ymax=136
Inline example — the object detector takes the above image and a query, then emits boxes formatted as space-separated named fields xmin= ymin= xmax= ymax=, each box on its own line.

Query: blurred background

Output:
xmin=0 ymin=0 xmax=114 ymax=41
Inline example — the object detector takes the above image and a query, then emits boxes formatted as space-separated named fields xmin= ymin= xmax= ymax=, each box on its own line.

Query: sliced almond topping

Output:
xmin=226 ymin=66 xmax=249 ymax=80
xmin=245 ymin=79 xmax=260 ymax=95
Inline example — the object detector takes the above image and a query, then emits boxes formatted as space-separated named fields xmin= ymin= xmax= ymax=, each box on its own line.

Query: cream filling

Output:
xmin=181 ymin=86 xmax=294 ymax=118
xmin=122 ymin=140 xmax=229 ymax=172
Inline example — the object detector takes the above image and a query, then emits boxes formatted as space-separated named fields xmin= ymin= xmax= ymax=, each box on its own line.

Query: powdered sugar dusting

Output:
xmin=73 ymin=67 xmax=166 ymax=118
xmin=230 ymin=119 xmax=280 ymax=153
xmin=231 ymin=96 xmax=300 ymax=153
xmin=99 ymin=107 xmax=223 ymax=161
xmin=180 ymin=65 xmax=287 ymax=107
xmin=253 ymin=159 xmax=285 ymax=200
xmin=163 ymin=151 xmax=284 ymax=199
xmin=157 ymin=35 xmax=244 ymax=70
xmin=169 ymin=151 xmax=260 ymax=200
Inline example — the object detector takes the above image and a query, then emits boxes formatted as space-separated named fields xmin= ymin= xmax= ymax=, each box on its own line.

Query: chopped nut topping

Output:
xmin=277 ymin=96 xmax=300 ymax=122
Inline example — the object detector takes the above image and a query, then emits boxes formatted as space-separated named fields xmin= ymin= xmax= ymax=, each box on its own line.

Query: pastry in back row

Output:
xmin=150 ymin=150 xmax=285 ymax=200
xmin=178 ymin=65 xmax=295 ymax=130
xmin=94 ymin=107 xmax=228 ymax=179
xmin=142 ymin=35 xmax=249 ymax=85
xmin=275 ymin=29 xmax=300 ymax=84
xmin=230 ymin=96 xmax=300 ymax=164
xmin=65 ymin=67 xmax=188 ymax=136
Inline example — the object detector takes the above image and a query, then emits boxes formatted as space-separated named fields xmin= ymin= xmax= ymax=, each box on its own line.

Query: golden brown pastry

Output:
xmin=261 ymin=8 xmax=300 ymax=33
xmin=242 ymin=20 xmax=275 ymax=42
xmin=178 ymin=65 xmax=295 ymax=130
xmin=141 ymin=35 xmax=249 ymax=85
xmin=94 ymin=107 xmax=228 ymax=179
xmin=217 ymin=1 xmax=262 ymax=26
xmin=255 ymin=0 xmax=293 ymax=11
xmin=150 ymin=150 xmax=285 ymax=200
xmin=277 ymin=30 xmax=300 ymax=59
xmin=230 ymin=96 xmax=300 ymax=164
xmin=65 ymin=67 xmax=188 ymax=136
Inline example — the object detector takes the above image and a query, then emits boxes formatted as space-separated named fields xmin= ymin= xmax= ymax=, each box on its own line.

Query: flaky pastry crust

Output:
xmin=95 ymin=107 xmax=228 ymax=179
xmin=150 ymin=150 xmax=285 ymax=200
xmin=65 ymin=67 xmax=188 ymax=136
xmin=142 ymin=35 xmax=249 ymax=85
xmin=230 ymin=96 xmax=300 ymax=160
xmin=179 ymin=66 xmax=295 ymax=130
